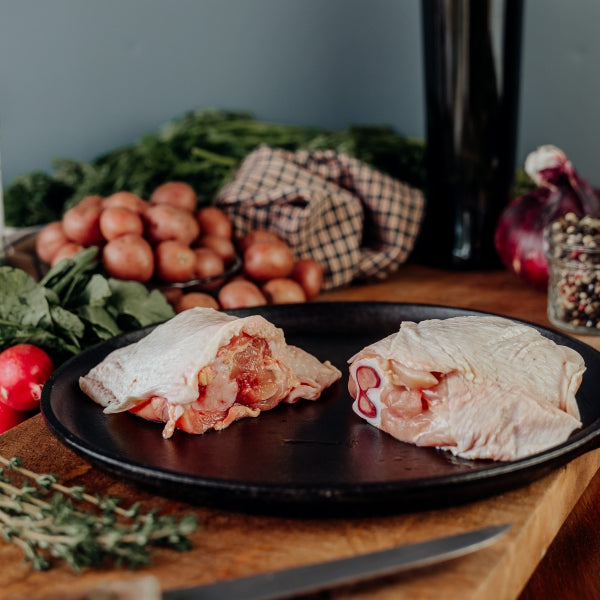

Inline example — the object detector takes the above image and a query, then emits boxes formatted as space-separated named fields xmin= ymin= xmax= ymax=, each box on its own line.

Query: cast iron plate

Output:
xmin=41 ymin=302 xmax=600 ymax=516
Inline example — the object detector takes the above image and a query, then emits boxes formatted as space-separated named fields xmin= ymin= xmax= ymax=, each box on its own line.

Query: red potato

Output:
xmin=103 ymin=191 xmax=148 ymax=214
xmin=196 ymin=207 xmax=233 ymax=240
xmin=197 ymin=235 xmax=237 ymax=264
xmin=144 ymin=204 xmax=200 ymax=246
xmin=243 ymin=241 xmax=295 ymax=281
xmin=262 ymin=278 xmax=307 ymax=304
xmin=161 ymin=286 xmax=184 ymax=306
xmin=175 ymin=292 xmax=220 ymax=313
xmin=102 ymin=234 xmax=154 ymax=282
xmin=154 ymin=240 xmax=197 ymax=283
xmin=0 ymin=344 xmax=54 ymax=412
xmin=291 ymin=258 xmax=324 ymax=299
xmin=77 ymin=194 xmax=104 ymax=209
xmin=35 ymin=221 xmax=69 ymax=264
xmin=218 ymin=279 xmax=267 ymax=309
xmin=99 ymin=206 xmax=144 ymax=241
xmin=194 ymin=247 xmax=225 ymax=282
xmin=51 ymin=242 xmax=85 ymax=266
xmin=237 ymin=229 xmax=282 ymax=251
xmin=62 ymin=202 xmax=104 ymax=246
xmin=150 ymin=181 xmax=197 ymax=212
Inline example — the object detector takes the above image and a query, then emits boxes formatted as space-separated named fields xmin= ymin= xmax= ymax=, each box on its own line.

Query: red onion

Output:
xmin=494 ymin=145 xmax=600 ymax=290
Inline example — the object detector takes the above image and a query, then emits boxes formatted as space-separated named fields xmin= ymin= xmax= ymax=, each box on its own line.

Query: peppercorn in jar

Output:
xmin=546 ymin=212 xmax=600 ymax=333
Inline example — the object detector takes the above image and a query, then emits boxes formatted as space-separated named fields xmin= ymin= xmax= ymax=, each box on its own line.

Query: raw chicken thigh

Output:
xmin=80 ymin=307 xmax=341 ymax=439
xmin=348 ymin=316 xmax=585 ymax=461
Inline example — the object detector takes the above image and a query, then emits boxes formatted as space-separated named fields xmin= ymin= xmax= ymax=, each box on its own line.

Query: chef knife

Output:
xmin=163 ymin=522 xmax=510 ymax=600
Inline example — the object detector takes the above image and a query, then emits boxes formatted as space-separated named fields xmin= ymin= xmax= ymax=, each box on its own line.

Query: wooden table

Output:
xmin=2 ymin=264 xmax=599 ymax=600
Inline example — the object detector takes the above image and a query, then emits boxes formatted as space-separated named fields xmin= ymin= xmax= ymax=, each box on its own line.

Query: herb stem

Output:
xmin=190 ymin=146 xmax=238 ymax=167
xmin=0 ymin=455 xmax=198 ymax=571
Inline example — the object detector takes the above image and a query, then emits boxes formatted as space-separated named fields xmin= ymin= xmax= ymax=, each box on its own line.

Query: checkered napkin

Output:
xmin=214 ymin=145 xmax=425 ymax=290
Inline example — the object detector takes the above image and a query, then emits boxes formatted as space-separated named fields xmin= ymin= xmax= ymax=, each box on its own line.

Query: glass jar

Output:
xmin=546 ymin=213 xmax=600 ymax=334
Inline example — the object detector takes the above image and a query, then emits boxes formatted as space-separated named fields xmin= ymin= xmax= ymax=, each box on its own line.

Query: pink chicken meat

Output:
xmin=348 ymin=316 xmax=585 ymax=461
xmin=80 ymin=307 xmax=341 ymax=439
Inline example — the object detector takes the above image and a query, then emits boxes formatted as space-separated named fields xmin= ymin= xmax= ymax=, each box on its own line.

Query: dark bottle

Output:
xmin=415 ymin=0 xmax=524 ymax=269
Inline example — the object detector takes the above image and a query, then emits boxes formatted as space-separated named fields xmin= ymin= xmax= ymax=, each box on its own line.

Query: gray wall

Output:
xmin=1 ymin=0 xmax=599 ymax=187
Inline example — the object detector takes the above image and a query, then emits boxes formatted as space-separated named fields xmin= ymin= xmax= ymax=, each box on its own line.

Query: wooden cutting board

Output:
xmin=1 ymin=265 xmax=600 ymax=599
xmin=0 ymin=415 xmax=599 ymax=600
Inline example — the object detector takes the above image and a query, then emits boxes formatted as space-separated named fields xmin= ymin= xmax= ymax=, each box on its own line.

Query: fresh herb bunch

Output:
xmin=0 ymin=247 xmax=174 ymax=364
xmin=0 ymin=455 xmax=198 ymax=571
xmin=4 ymin=107 xmax=533 ymax=229
xmin=4 ymin=108 xmax=427 ymax=227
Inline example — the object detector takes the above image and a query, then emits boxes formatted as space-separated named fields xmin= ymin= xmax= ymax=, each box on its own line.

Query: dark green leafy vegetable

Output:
xmin=0 ymin=248 xmax=174 ymax=364
xmin=3 ymin=172 xmax=72 ymax=228
xmin=4 ymin=109 xmax=427 ymax=226
xmin=4 ymin=108 xmax=533 ymax=228
xmin=0 ymin=455 xmax=198 ymax=571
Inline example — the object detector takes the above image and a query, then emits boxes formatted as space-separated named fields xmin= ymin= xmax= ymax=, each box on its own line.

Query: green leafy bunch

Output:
xmin=0 ymin=248 xmax=174 ymax=364
xmin=4 ymin=108 xmax=427 ymax=227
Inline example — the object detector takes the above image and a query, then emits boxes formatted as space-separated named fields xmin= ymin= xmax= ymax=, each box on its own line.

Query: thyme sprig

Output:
xmin=0 ymin=455 xmax=199 ymax=572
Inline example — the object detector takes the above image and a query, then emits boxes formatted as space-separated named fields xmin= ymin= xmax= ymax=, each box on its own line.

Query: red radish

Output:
xmin=494 ymin=145 xmax=600 ymax=290
xmin=0 ymin=344 xmax=54 ymax=412
xmin=0 ymin=401 xmax=29 ymax=434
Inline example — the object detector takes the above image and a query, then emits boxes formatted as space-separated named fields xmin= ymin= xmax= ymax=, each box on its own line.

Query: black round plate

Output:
xmin=40 ymin=302 xmax=600 ymax=516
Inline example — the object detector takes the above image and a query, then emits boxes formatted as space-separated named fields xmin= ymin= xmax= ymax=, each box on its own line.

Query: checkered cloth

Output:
xmin=215 ymin=145 xmax=425 ymax=290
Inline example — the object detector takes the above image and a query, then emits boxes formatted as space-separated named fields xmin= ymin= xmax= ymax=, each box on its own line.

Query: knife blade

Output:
xmin=163 ymin=522 xmax=510 ymax=600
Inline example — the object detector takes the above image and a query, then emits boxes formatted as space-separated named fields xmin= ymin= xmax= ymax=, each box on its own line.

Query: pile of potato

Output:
xmin=35 ymin=181 xmax=323 ymax=312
